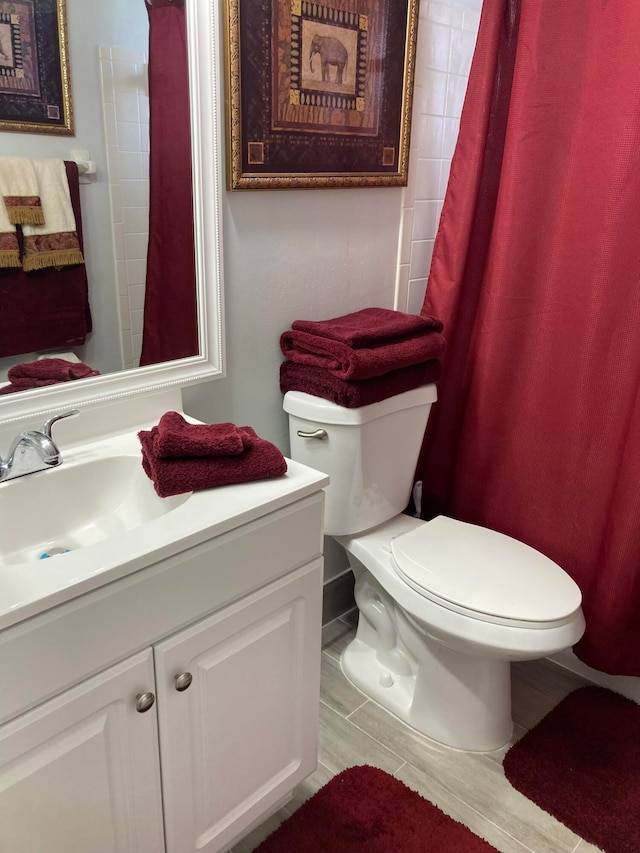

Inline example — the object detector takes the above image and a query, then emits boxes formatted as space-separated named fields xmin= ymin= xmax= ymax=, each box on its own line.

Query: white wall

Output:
xmin=184 ymin=188 xmax=402 ymax=454
xmin=183 ymin=188 xmax=403 ymax=584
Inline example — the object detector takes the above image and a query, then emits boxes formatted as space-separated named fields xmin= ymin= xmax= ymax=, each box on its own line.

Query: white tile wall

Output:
xmin=395 ymin=1 xmax=481 ymax=315
xmin=99 ymin=46 xmax=150 ymax=370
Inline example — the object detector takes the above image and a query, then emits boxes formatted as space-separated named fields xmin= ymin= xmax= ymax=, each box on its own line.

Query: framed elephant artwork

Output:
xmin=224 ymin=0 xmax=419 ymax=189
xmin=0 ymin=0 xmax=73 ymax=135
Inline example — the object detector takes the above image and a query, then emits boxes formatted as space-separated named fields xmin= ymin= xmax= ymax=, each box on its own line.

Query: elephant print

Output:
xmin=309 ymin=33 xmax=348 ymax=85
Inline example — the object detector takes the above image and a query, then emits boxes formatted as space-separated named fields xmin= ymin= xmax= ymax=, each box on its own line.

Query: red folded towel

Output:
xmin=3 ymin=357 xmax=99 ymax=391
xmin=280 ymin=359 xmax=442 ymax=408
xmin=138 ymin=425 xmax=287 ymax=497
xmin=153 ymin=411 xmax=245 ymax=458
xmin=291 ymin=307 xmax=443 ymax=348
xmin=9 ymin=357 xmax=98 ymax=382
xmin=280 ymin=328 xmax=445 ymax=380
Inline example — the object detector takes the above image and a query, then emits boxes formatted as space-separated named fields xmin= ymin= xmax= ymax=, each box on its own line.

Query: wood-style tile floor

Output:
xmin=230 ymin=612 xmax=602 ymax=853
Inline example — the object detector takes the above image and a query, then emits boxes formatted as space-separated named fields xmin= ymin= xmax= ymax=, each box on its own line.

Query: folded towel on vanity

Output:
xmin=138 ymin=425 xmax=288 ymax=498
xmin=280 ymin=359 xmax=443 ymax=408
xmin=0 ymin=358 xmax=100 ymax=393
xmin=290 ymin=307 xmax=443 ymax=348
xmin=0 ymin=157 xmax=44 ymax=225
xmin=280 ymin=327 xmax=446 ymax=380
xmin=152 ymin=411 xmax=245 ymax=458
xmin=22 ymin=159 xmax=84 ymax=272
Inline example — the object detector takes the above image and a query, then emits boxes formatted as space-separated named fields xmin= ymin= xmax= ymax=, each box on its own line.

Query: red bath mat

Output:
xmin=254 ymin=765 xmax=498 ymax=852
xmin=503 ymin=686 xmax=640 ymax=853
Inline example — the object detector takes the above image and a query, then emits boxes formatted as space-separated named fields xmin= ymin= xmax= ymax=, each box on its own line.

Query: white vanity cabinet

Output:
xmin=156 ymin=562 xmax=321 ymax=853
xmin=0 ymin=465 xmax=326 ymax=853
xmin=0 ymin=649 xmax=166 ymax=853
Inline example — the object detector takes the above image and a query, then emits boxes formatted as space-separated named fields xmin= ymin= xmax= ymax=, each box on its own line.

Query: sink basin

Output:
xmin=0 ymin=453 xmax=189 ymax=565
xmin=0 ymin=417 xmax=326 ymax=633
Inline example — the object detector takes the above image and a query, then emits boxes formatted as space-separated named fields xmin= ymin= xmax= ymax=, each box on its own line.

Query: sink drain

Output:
xmin=39 ymin=547 xmax=71 ymax=559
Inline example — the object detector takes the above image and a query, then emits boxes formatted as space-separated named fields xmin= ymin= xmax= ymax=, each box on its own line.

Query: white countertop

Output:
xmin=0 ymin=427 xmax=328 ymax=631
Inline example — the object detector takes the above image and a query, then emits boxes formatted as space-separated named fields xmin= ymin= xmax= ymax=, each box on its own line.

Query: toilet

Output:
xmin=284 ymin=384 xmax=585 ymax=751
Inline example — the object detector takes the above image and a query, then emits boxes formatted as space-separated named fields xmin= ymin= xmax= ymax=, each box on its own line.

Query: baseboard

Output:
xmin=549 ymin=649 xmax=640 ymax=702
xmin=322 ymin=570 xmax=355 ymax=626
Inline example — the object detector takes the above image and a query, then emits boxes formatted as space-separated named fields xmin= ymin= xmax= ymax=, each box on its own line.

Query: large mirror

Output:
xmin=0 ymin=0 xmax=224 ymax=424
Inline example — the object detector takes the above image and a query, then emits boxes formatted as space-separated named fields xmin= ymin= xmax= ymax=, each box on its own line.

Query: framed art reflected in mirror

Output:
xmin=0 ymin=0 xmax=73 ymax=135
xmin=225 ymin=0 xmax=419 ymax=190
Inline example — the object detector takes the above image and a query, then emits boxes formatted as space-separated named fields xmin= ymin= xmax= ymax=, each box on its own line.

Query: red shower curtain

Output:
xmin=140 ymin=0 xmax=198 ymax=366
xmin=417 ymin=0 xmax=640 ymax=675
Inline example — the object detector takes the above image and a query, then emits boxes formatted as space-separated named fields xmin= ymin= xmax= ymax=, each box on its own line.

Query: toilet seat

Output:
xmin=390 ymin=515 xmax=582 ymax=626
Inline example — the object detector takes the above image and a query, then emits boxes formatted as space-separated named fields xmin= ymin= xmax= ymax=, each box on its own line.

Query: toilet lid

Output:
xmin=390 ymin=516 xmax=582 ymax=623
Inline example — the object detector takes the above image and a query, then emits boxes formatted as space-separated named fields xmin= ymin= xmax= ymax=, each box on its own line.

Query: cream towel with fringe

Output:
xmin=22 ymin=159 xmax=84 ymax=272
xmin=0 ymin=194 xmax=20 ymax=269
xmin=0 ymin=157 xmax=44 ymax=225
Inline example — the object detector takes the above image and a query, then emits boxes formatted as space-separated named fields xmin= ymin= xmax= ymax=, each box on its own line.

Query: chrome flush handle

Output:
xmin=296 ymin=428 xmax=327 ymax=440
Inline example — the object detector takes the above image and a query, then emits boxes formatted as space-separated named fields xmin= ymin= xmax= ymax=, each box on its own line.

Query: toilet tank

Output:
xmin=284 ymin=385 xmax=437 ymax=536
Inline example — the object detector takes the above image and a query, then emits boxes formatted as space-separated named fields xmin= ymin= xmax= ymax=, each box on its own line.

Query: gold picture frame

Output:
xmin=225 ymin=0 xmax=419 ymax=189
xmin=0 ymin=0 xmax=74 ymax=135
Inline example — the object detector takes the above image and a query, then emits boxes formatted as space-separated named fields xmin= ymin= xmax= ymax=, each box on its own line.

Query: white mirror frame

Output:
xmin=0 ymin=0 xmax=224 ymax=428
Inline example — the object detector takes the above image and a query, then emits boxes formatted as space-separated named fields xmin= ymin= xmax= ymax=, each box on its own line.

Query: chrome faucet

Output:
xmin=0 ymin=410 xmax=79 ymax=483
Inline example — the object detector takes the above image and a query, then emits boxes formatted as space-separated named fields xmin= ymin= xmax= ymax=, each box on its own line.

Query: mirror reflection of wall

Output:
xmin=0 ymin=0 xmax=149 ymax=383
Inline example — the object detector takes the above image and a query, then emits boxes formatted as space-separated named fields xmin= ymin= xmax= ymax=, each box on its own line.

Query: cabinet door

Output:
xmin=0 ymin=649 xmax=165 ymax=853
xmin=155 ymin=560 xmax=323 ymax=853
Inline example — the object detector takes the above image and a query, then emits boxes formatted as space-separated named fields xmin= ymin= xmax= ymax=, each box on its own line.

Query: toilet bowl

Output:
xmin=283 ymin=385 xmax=585 ymax=751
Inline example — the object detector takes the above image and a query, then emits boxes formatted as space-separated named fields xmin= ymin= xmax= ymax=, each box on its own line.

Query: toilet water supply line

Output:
xmin=413 ymin=480 xmax=423 ymax=518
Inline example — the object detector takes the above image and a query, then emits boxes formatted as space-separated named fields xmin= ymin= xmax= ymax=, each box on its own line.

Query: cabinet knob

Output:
xmin=174 ymin=672 xmax=193 ymax=692
xmin=135 ymin=692 xmax=156 ymax=713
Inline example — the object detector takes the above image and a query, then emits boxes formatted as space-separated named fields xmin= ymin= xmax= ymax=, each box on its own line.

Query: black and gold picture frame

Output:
xmin=0 ymin=0 xmax=73 ymax=135
xmin=225 ymin=0 xmax=419 ymax=189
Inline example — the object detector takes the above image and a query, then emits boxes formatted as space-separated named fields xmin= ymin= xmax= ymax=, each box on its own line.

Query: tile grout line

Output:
xmin=345 ymin=697 xmax=370 ymax=719
xmin=328 ymin=702 xmax=408 ymax=775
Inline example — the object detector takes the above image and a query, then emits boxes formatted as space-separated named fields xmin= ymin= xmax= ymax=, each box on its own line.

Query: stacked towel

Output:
xmin=0 ymin=157 xmax=44 ymax=225
xmin=280 ymin=308 xmax=444 ymax=380
xmin=279 ymin=307 xmax=445 ymax=407
xmin=0 ymin=157 xmax=84 ymax=271
xmin=138 ymin=412 xmax=288 ymax=498
xmin=0 ymin=162 xmax=92 ymax=359
xmin=152 ymin=411 xmax=245 ymax=458
xmin=289 ymin=308 xmax=442 ymax=347
xmin=280 ymin=360 xmax=443 ymax=408
xmin=0 ymin=358 xmax=99 ymax=394
xmin=22 ymin=159 xmax=84 ymax=271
